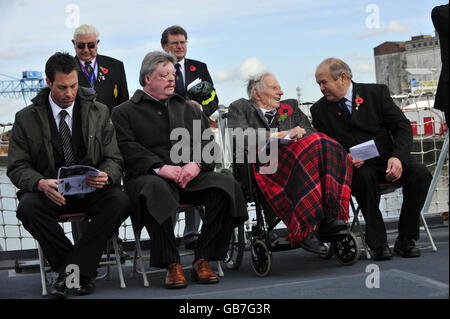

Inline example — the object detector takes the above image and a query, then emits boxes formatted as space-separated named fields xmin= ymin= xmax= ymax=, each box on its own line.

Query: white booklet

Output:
xmin=57 ymin=165 xmax=100 ymax=195
xmin=260 ymin=129 xmax=296 ymax=153
xmin=349 ymin=139 xmax=380 ymax=161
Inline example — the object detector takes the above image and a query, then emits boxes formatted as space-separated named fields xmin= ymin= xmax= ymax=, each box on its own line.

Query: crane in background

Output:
xmin=0 ymin=71 xmax=46 ymax=105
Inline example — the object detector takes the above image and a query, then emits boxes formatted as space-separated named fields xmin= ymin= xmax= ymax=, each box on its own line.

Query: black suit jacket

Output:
xmin=76 ymin=54 xmax=129 ymax=113
xmin=182 ymin=58 xmax=218 ymax=117
xmin=432 ymin=4 xmax=449 ymax=114
xmin=311 ymin=82 xmax=413 ymax=166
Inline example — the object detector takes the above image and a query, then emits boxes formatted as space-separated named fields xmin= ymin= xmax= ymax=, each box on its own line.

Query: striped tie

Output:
xmin=59 ymin=110 xmax=75 ymax=166
xmin=265 ymin=109 xmax=278 ymax=128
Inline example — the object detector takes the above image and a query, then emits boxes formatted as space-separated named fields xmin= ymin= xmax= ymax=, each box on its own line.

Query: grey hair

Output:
xmin=73 ymin=24 xmax=99 ymax=40
xmin=317 ymin=58 xmax=353 ymax=80
xmin=139 ymin=51 xmax=177 ymax=87
xmin=246 ymin=72 xmax=273 ymax=100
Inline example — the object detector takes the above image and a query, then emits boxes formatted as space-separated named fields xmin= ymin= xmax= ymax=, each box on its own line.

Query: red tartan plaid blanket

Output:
xmin=253 ymin=132 xmax=353 ymax=246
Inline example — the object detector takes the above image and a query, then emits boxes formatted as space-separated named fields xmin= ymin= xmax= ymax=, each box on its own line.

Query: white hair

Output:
xmin=246 ymin=72 xmax=273 ymax=100
xmin=73 ymin=24 xmax=100 ymax=40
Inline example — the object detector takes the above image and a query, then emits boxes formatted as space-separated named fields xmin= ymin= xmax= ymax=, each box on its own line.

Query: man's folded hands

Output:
xmin=158 ymin=162 xmax=201 ymax=188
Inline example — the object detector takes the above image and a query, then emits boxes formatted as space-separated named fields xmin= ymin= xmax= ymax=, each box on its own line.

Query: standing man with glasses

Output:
xmin=161 ymin=25 xmax=219 ymax=249
xmin=161 ymin=25 xmax=218 ymax=117
xmin=72 ymin=24 xmax=129 ymax=114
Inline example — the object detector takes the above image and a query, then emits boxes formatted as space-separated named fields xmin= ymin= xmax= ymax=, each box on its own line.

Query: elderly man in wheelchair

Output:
xmin=227 ymin=72 xmax=354 ymax=261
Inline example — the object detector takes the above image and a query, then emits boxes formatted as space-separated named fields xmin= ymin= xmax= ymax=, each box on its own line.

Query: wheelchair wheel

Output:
xmin=332 ymin=232 xmax=360 ymax=265
xmin=223 ymin=223 xmax=245 ymax=270
xmin=251 ymin=240 xmax=272 ymax=277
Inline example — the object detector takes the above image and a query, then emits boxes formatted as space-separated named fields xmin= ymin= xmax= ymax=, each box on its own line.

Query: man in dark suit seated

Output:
xmin=161 ymin=25 xmax=219 ymax=249
xmin=311 ymin=58 xmax=432 ymax=260
xmin=111 ymin=51 xmax=248 ymax=289
xmin=227 ymin=73 xmax=353 ymax=255
xmin=7 ymin=52 xmax=130 ymax=298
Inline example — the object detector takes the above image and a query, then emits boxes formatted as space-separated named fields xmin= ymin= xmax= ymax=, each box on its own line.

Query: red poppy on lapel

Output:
xmin=190 ymin=65 xmax=196 ymax=71
xmin=355 ymin=94 xmax=364 ymax=110
xmin=100 ymin=67 xmax=109 ymax=74
xmin=277 ymin=103 xmax=293 ymax=122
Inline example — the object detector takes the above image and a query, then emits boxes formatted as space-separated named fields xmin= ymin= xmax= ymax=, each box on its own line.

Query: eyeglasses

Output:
xmin=167 ymin=40 xmax=188 ymax=46
xmin=76 ymin=42 xmax=96 ymax=49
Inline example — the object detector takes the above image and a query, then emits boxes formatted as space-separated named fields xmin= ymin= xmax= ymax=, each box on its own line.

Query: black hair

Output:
xmin=45 ymin=52 xmax=79 ymax=82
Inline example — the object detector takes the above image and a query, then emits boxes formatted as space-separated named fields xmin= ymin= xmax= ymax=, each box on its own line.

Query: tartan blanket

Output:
xmin=253 ymin=132 xmax=353 ymax=246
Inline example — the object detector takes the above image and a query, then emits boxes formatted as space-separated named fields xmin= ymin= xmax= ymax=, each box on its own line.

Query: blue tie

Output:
xmin=339 ymin=98 xmax=350 ymax=115
xmin=174 ymin=63 xmax=185 ymax=96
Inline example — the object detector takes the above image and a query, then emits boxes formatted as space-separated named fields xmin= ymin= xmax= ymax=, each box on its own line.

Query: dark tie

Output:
xmin=59 ymin=110 xmax=75 ymax=166
xmin=339 ymin=98 xmax=350 ymax=115
xmin=264 ymin=109 xmax=278 ymax=128
xmin=174 ymin=63 xmax=185 ymax=96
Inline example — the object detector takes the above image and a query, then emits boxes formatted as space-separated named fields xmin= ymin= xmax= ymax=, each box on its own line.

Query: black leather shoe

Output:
xmin=299 ymin=231 xmax=328 ymax=255
xmin=319 ymin=217 xmax=348 ymax=234
xmin=50 ymin=273 xmax=69 ymax=299
xmin=371 ymin=245 xmax=393 ymax=261
xmin=76 ymin=276 xmax=96 ymax=296
xmin=394 ymin=236 xmax=421 ymax=258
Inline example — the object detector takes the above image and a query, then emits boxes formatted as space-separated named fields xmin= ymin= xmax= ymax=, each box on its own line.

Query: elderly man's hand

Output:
xmin=288 ymin=126 xmax=306 ymax=139
xmin=158 ymin=165 xmax=183 ymax=183
xmin=177 ymin=162 xmax=201 ymax=188
xmin=385 ymin=157 xmax=403 ymax=182
xmin=270 ymin=126 xmax=306 ymax=140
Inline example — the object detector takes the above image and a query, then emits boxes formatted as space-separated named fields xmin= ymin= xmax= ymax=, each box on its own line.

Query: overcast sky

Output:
xmin=0 ymin=0 xmax=445 ymax=123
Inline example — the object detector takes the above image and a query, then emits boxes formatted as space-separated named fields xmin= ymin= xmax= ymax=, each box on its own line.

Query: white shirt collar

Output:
xmin=344 ymin=82 xmax=353 ymax=104
xmin=49 ymin=93 xmax=74 ymax=126
xmin=78 ymin=56 xmax=97 ymax=67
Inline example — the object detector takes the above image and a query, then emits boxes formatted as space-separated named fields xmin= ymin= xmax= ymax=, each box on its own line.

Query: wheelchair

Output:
xmin=219 ymin=112 xmax=360 ymax=277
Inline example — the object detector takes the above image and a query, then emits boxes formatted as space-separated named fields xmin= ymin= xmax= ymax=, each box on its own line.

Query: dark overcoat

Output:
xmin=111 ymin=90 xmax=248 ymax=229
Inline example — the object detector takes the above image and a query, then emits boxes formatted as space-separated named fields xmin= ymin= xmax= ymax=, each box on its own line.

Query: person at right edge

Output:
xmin=431 ymin=4 xmax=449 ymax=126
xmin=311 ymin=58 xmax=432 ymax=261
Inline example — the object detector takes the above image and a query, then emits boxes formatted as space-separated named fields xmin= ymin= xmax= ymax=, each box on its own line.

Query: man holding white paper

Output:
xmin=7 ymin=53 xmax=129 ymax=298
xmin=312 ymin=58 xmax=432 ymax=260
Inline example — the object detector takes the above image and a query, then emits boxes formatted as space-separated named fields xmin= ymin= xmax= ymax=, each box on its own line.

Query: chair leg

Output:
xmin=111 ymin=234 xmax=126 ymax=289
xmin=37 ymin=241 xmax=48 ymax=296
xmin=134 ymin=232 xmax=149 ymax=287
xmin=217 ymin=261 xmax=224 ymax=277
xmin=350 ymin=201 xmax=371 ymax=260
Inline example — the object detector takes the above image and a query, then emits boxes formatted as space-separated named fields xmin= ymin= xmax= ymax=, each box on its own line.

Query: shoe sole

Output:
xmin=394 ymin=248 xmax=421 ymax=258
xmin=191 ymin=271 xmax=219 ymax=284
xmin=299 ymin=243 xmax=328 ymax=255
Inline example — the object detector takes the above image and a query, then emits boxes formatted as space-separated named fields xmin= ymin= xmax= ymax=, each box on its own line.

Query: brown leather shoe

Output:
xmin=165 ymin=263 xmax=187 ymax=289
xmin=191 ymin=258 xmax=219 ymax=284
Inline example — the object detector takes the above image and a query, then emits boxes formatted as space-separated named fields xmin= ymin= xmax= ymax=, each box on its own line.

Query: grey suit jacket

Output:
xmin=227 ymin=98 xmax=315 ymax=149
